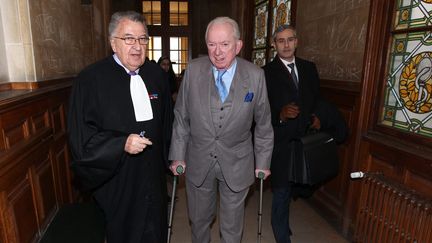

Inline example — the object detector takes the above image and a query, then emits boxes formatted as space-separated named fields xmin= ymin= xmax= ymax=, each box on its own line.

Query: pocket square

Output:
xmin=244 ymin=92 xmax=254 ymax=102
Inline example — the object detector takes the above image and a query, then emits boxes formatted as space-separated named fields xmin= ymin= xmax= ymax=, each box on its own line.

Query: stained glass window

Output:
xmin=272 ymin=0 xmax=292 ymax=35
xmin=254 ymin=1 xmax=268 ymax=49
xmin=380 ymin=0 xmax=432 ymax=137
xmin=251 ymin=0 xmax=293 ymax=67
xmin=252 ymin=49 xmax=267 ymax=67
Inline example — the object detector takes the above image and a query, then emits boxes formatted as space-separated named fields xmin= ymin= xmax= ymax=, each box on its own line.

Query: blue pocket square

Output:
xmin=244 ymin=92 xmax=254 ymax=102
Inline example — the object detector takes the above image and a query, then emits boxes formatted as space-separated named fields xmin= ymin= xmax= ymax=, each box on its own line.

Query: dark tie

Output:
xmin=216 ymin=69 xmax=228 ymax=102
xmin=287 ymin=63 xmax=298 ymax=88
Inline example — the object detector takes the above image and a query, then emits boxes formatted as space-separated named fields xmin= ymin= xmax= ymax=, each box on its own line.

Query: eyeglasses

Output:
xmin=113 ymin=36 xmax=150 ymax=45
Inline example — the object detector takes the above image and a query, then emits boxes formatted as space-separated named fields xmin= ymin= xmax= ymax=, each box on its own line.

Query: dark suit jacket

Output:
xmin=263 ymin=56 xmax=321 ymax=188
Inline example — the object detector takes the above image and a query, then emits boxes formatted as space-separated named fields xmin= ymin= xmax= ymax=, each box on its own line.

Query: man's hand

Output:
xmin=124 ymin=134 xmax=152 ymax=154
xmin=170 ymin=160 xmax=186 ymax=175
xmin=255 ymin=169 xmax=271 ymax=180
xmin=279 ymin=103 xmax=300 ymax=122
xmin=310 ymin=114 xmax=321 ymax=130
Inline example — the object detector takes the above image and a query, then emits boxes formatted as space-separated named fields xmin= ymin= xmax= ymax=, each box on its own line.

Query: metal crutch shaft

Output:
xmin=167 ymin=165 xmax=184 ymax=243
xmin=257 ymin=171 xmax=265 ymax=243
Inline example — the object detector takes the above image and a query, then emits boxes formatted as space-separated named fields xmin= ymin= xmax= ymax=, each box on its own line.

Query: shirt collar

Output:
xmin=113 ymin=54 xmax=140 ymax=74
xmin=212 ymin=59 xmax=237 ymax=75
xmin=279 ymin=56 xmax=296 ymax=67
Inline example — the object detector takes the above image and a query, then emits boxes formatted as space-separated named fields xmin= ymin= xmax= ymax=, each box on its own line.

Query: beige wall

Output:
xmin=0 ymin=0 xmax=110 ymax=83
xmin=0 ymin=8 xmax=8 ymax=81
xmin=295 ymin=0 xmax=370 ymax=82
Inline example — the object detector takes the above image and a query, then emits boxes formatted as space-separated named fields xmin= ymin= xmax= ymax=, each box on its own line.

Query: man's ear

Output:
xmin=110 ymin=39 xmax=116 ymax=52
xmin=235 ymin=40 xmax=243 ymax=55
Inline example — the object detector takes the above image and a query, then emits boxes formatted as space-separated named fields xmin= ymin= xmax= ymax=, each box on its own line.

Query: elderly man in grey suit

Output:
xmin=169 ymin=16 xmax=273 ymax=243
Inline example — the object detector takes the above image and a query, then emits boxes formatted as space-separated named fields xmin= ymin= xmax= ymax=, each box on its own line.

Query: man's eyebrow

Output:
xmin=123 ymin=33 xmax=147 ymax=37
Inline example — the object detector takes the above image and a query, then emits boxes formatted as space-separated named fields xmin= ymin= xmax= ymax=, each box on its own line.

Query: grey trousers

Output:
xmin=186 ymin=162 xmax=249 ymax=243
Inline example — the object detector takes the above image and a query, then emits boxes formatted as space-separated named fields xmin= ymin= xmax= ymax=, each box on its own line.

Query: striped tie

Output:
xmin=287 ymin=63 xmax=298 ymax=88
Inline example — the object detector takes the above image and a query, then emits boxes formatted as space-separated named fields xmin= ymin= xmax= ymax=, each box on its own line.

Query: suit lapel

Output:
xmin=274 ymin=57 xmax=295 ymax=86
xmin=197 ymin=61 xmax=216 ymax=135
xmin=295 ymin=58 xmax=304 ymax=90
xmin=221 ymin=59 xmax=249 ymax=133
xmin=294 ymin=58 xmax=306 ymax=100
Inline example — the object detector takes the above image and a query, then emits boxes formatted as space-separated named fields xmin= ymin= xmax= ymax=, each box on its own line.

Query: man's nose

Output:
xmin=215 ymin=45 xmax=222 ymax=55
xmin=132 ymin=40 xmax=142 ymax=49
xmin=132 ymin=45 xmax=142 ymax=51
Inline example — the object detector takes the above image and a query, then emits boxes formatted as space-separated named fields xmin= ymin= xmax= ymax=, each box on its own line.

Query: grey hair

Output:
xmin=108 ymin=11 xmax=148 ymax=37
xmin=272 ymin=24 xmax=296 ymax=41
xmin=205 ymin=17 xmax=241 ymax=42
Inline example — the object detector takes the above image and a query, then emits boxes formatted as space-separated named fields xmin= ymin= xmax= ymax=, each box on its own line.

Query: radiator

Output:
xmin=354 ymin=173 xmax=432 ymax=243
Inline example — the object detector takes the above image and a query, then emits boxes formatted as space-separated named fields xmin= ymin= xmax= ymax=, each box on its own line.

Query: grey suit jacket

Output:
xmin=169 ymin=56 xmax=273 ymax=192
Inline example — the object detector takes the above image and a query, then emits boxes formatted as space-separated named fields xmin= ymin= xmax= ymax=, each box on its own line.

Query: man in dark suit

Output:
xmin=169 ymin=17 xmax=273 ymax=243
xmin=263 ymin=24 xmax=322 ymax=243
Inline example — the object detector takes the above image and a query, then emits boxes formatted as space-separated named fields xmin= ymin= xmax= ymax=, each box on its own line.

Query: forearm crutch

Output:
xmin=167 ymin=165 xmax=184 ymax=243
xmin=257 ymin=171 xmax=265 ymax=243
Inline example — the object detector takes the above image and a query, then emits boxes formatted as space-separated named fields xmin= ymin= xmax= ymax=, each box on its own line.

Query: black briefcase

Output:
xmin=291 ymin=132 xmax=339 ymax=185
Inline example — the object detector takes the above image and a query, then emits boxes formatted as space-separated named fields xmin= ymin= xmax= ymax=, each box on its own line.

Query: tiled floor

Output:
xmin=169 ymin=177 xmax=348 ymax=243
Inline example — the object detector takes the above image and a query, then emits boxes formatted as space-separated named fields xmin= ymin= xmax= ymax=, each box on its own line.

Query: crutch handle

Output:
xmin=258 ymin=171 xmax=265 ymax=180
xmin=176 ymin=165 xmax=184 ymax=175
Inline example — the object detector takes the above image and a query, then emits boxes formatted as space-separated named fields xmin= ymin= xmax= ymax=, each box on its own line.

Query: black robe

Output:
xmin=67 ymin=56 xmax=172 ymax=243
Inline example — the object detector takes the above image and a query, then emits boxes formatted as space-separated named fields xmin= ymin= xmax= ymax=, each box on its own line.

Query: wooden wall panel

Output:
xmin=30 ymin=111 xmax=50 ymax=134
xmin=309 ymin=80 xmax=361 ymax=230
xmin=31 ymin=151 xmax=58 ymax=232
xmin=404 ymin=171 xmax=432 ymax=197
xmin=50 ymin=104 xmax=66 ymax=136
xmin=3 ymin=120 xmax=28 ymax=149
xmin=52 ymin=142 xmax=73 ymax=204
xmin=368 ymin=156 xmax=396 ymax=179
xmin=0 ymin=81 xmax=73 ymax=242
xmin=4 ymin=179 xmax=38 ymax=243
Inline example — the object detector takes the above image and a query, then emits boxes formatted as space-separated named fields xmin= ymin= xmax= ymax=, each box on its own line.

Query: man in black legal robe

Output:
xmin=67 ymin=11 xmax=172 ymax=243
